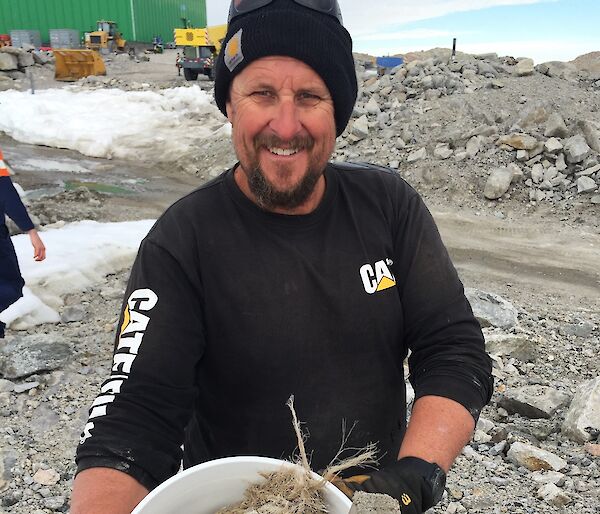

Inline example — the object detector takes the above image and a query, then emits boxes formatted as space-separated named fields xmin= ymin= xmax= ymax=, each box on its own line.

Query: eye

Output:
xmin=251 ymin=90 xmax=275 ymax=100
xmin=296 ymin=92 xmax=321 ymax=107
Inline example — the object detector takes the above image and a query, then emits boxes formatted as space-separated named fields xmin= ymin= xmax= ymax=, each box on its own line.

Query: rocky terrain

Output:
xmin=0 ymin=47 xmax=599 ymax=513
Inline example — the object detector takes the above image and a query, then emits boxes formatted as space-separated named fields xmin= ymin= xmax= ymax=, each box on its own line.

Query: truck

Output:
xmin=174 ymin=24 xmax=227 ymax=81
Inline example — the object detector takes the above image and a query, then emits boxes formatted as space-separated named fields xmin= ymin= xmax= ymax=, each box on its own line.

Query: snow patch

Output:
xmin=0 ymin=219 xmax=155 ymax=329
xmin=0 ymin=86 xmax=229 ymax=163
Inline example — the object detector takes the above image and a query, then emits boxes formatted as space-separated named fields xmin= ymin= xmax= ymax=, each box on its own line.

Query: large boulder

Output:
xmin=563 ymin=135 xmax=591 ymax=164
xmin=544 ymin=137 xmax=563 ymax=153
xmin=351 ymin=115 xmax=369 ymax=139
xmin=0 ymin=334 xmax=72 ymax=379
xmin=562 ymin=377 xmax=600 ymax=443
xmin=32 ymin=51 xmax=51 ymax=65
xmin=577 ymin=176 xmax=597 ymax=194
xmin=515 ymin=58 xmax=535 ymax=76
xmin=365 ymin=96 xmax=380 ymax=115
xmin=498 ymin=385 xmax=571 ymax=419
xmin=0 ymin=449 xmax=19 ymax=493
xmin=477 ymin=61 xmax=498 ymax=77
xmin=484 ymin=166 xmax=514 ymax=199
xmin=507 ymin=442 xmax=567 ymax=472
xmin=406 ymin=147 xmax=427 ymax=163
xmin=536 ymin=61 xmax=579 ymax=81
xmin=0 ymin=53 xmax=18 ymax=71
xmin=0 ymin=46 xmax=23 ymax=56
xmin=537 ymin=483 xmax=570 ymax=507
xmin=17 ymin=52 xmax=34 ymax=68
xmin=466 ymin=136 xmax=482 ymax=158
xmin=465 ymin=288 xmax=518 ymax=329
xmin=433 ymin=143 xmax=453 ymax=160
xmin=578 ymin=120 xmax=600 ymax=152
xmin=544 ymin=113 xmax=569 ymax=138
xmin=0 ymin=74 xmax=14 ymax=92
xmin=485 ymin=334 xmax=538 ymax=362
xmin=497 ymin=133 xmax=538 ymax=150
xmin=514 ymin=103 xmax=550 ymax=129
xmin=353 ymin=491 xmax=400 ymax=514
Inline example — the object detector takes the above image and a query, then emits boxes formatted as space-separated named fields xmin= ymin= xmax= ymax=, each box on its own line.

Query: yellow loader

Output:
xmin=85 ymin=21 xmax=127 ymax=52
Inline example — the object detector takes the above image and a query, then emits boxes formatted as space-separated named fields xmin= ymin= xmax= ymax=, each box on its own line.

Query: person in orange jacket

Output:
xmin=0 ymin=148 xmax=46 ymax=337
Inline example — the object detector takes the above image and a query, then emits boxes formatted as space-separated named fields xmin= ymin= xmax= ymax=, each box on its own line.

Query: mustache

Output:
xmin=253 ymin=133 xmax=315 ymax=152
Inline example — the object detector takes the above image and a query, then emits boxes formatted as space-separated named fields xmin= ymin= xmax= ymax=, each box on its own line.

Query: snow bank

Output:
xmin=0 ymin=219 xmax=155 ymax=330
xmin=0 ymin=86 xmax=229 ymax=163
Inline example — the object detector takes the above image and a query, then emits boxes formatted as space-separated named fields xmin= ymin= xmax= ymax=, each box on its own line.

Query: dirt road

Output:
xmin=435 ymin=209 xmax=600 ymax=310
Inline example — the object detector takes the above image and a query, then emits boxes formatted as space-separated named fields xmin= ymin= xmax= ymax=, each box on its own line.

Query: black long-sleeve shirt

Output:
xmin=76 ymin=162 xmax=493 ymax=490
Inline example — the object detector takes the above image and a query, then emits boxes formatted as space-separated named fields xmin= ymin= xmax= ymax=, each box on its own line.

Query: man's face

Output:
xmin=226 ymin=56 xmax=336 ymax=213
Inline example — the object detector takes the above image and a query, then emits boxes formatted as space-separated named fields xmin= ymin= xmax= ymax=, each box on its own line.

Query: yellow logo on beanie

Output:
xmin=224 ymin=28 xmax=244 ymax=72
xmin=227 ymin=37 xmax=239 ymax=57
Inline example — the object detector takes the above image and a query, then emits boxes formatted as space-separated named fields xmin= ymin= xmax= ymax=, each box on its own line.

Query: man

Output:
xmin=71 ymin=1 xmax=493 ymax=513
xmin=175 ymin=52 xmax=182 ymax=76
xmin=0 ymin=148 xmax=46 ymax=338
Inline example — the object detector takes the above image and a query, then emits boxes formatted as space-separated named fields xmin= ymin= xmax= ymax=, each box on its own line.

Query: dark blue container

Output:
xmin=376 ymin=56 xmax=404 ymax=68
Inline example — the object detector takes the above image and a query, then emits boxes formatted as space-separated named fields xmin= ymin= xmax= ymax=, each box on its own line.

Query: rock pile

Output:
xmin=330 ymin=52 xmax=600 ymax=209
xmin=0 ymin=276 xmax=596 ymax=514
xmin=0 ymin=46 xmax=53 ymax=86
xmin=442 ymin=288 xmax=600 ymax=513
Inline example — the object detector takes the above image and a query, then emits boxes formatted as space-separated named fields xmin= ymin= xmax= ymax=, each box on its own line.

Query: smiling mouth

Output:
xmin=267 ymin=147 xmax=301 ymax=157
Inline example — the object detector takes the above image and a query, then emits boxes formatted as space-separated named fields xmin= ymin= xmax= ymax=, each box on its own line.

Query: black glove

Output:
xmin=331 ymin=457 xmax=446 ymax=513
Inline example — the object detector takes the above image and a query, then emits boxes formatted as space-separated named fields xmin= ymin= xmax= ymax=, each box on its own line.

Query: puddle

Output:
xmin=24 ymin=186 xmax=65 ymax=200
xmin=64 ymin=181 xmax=135 ymax=195
xmin=15 ymin=158 xmax=93 ymax=174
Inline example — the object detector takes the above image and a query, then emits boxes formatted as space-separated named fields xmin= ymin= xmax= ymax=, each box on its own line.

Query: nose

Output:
xmin=269 ymin=97 xmax=302 ymax=141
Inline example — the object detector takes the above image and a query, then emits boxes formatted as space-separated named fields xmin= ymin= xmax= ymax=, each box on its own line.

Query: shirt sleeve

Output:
xmin=395 ymin=190 xmax=493 ymax=422
xmin=75 ymin=231 xmax=206 ymax=490
xmin=1 ymin=177 xmax=35 ymax=231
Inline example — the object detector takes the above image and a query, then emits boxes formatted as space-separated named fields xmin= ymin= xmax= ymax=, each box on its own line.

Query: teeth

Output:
xmin=269 ymin=147 xmax=299 ymax=156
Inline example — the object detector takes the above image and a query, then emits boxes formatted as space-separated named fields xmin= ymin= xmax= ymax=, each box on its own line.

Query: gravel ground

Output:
xmin=0 ymin=47 xmax=599 ymax=513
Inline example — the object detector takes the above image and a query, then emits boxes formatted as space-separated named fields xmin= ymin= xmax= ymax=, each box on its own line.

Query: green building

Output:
xmin=0 ymin=0 xmax=207 ymax=44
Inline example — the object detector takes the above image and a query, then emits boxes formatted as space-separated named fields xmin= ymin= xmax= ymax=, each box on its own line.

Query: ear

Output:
xmin=226 ymin=100 xmax=233 ymax=121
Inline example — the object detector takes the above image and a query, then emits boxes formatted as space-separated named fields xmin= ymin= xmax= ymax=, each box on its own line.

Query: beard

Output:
xmin=240 ymin=133 xmax=328 ymax=211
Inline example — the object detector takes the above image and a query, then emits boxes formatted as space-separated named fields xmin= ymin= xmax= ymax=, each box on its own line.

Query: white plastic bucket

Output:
xmin=131 ymin=456 xmax=352 ymax=514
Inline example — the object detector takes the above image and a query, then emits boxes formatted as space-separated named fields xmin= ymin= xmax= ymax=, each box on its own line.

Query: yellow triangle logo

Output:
xmin=376 ymin=276 xmax=396 ymax=292
xmin=120 ymin=306 xmax=131 ymax=335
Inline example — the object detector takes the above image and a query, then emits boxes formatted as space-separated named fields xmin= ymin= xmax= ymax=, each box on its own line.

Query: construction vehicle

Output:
xmin=174 ymin=24 xmax=227 ymax=81
xmin=85 ymin=20 xmax=127 ymax=53
xmin=53 ymin=49 xmax=106 ymax=81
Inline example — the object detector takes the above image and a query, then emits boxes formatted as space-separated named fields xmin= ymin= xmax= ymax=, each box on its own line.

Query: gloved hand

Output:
xmin=330 ymin=457 xmax=445 ymax=514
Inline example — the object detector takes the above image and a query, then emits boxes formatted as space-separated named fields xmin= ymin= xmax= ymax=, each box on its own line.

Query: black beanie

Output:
xmin=214 ymin=0 xmax=357 ymax=137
